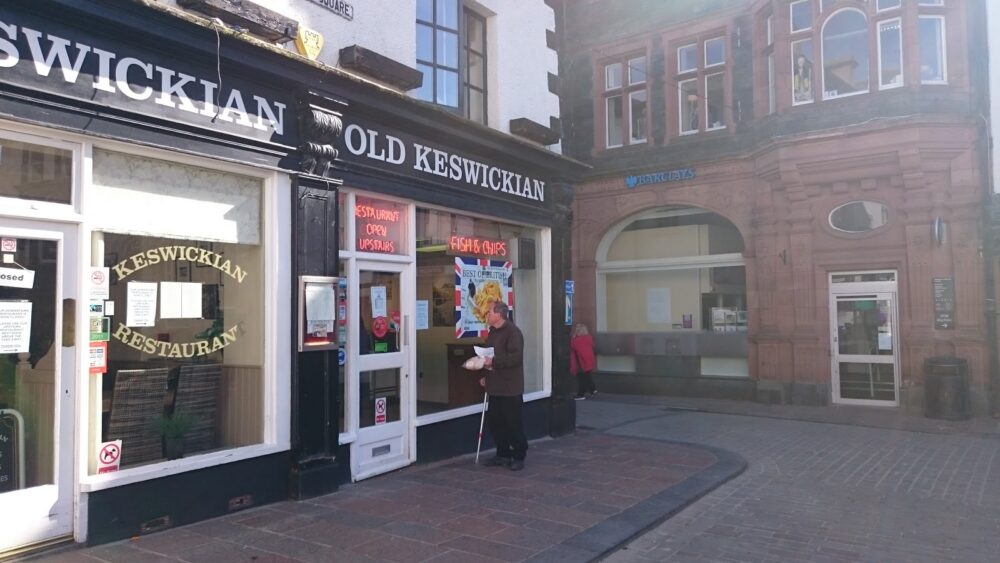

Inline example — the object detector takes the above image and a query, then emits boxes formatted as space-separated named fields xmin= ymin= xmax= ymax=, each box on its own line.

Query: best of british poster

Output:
xmin=454 ymin=257 xmax=513 ymax=338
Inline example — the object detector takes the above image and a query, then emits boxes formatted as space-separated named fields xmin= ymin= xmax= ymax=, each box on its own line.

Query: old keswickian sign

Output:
xmin=111 ymin=245 xmax=245 ymax=358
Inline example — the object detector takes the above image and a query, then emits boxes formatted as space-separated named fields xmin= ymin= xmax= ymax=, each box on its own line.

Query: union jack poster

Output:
xmin=454 ymin=257 xmax=514 ymax=338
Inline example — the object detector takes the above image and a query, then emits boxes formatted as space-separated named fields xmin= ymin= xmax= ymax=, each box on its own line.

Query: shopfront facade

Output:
xmin=0 ymin=0 xmax=576 ymax=553
xmin=293 ymin=96 xmax=577 ymax=490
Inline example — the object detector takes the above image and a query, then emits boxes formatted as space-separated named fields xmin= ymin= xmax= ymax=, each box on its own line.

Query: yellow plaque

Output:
xmin=295 ymin=26 xmax=324 ymax=60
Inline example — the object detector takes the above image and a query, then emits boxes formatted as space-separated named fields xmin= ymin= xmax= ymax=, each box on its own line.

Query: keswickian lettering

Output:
xmin=113 ymin=245 xmax=247 ymax=283
xmin=0 ymin=20 xmax=285 ymax=135
xmin=112 ymin=322 xmax=242 ymax=357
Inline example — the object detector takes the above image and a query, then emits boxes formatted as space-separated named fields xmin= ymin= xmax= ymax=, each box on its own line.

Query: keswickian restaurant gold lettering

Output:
xmin=114 ymin=324 xmax=240 ymax=358
xmin=111 ymin=245 xmax=249 ymax=357
xmin=112 ymin=245 xmax=247 ymax=283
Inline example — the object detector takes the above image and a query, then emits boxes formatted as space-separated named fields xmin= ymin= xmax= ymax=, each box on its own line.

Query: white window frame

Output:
xmin=919 ymin=15 xmax=948 ymax=85
xmin=821 ymin=8 xmax=870 ymax=101
xmin=629 ymin=90 xmax=648 ymax=144
xmin=791 ymin=38 xmax=815 ymax=106
xmin=876 ymin=0 xmax=902 ymax=12
xmin=767 ymin=54 xmax=777 ymax=114
xmin=677 ymin=43 xmax=698 ymax=74
xmin=790 ymin=0 xmax=812 ymax=33
xmin=705 ymin=73 xmax=726 ymax=131
xmin=704 ymin=36 xmax=726 ymax=68
xmin=605 ymin=62 xmax=623 ymax=90
xmin=679 ymin=78 xmax=699 ymax=135
xmin=75 ymin=137 xmax=290 ymax=492
xmin=877 ymin=18 xmax=904 ymax=90
xmin=606 ymin=94 xmax=624 ymax=148
xmin=628 ymin=56 xmax=647 ymax=85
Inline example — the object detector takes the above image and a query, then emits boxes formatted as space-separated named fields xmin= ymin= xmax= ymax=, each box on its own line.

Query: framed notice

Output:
xmin=298 ymin=275 xmax=338 ymax=351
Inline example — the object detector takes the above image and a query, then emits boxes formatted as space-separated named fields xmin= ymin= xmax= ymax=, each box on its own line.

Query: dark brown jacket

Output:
xmin=484 ymin=320 xmax=524 ymax=396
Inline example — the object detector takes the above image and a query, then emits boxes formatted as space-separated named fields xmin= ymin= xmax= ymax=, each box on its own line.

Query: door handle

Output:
xmin=402 ymin=315 xmax=408 ymax=346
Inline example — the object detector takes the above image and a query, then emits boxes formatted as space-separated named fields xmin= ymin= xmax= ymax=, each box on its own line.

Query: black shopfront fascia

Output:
xmin=292 ymin=87 xmax=582 ymax=491
xmin=0 ymin=0 xmax=582 ymax=539
xmin=0 ymin=0 xmax=301 ymax=545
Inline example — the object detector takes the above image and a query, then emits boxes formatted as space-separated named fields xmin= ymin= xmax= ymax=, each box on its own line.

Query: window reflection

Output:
xmin=829 ymin=201 xmax=889 ymax=233
xmin=823 ymin=10 xmax=869 ymax=98
xmin=0 ymin=139 xmax=72 ymax=204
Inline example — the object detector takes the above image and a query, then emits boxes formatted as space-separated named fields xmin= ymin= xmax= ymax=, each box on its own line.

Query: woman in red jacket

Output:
xmin=570 ymin=323 xmax=597 ymax=400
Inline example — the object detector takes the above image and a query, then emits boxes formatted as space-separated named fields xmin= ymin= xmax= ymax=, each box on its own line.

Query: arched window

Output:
xmin=822 ymin=9 xmax=869 ymax=99
xmin=596 ymin=207 xmax=745 ymax=333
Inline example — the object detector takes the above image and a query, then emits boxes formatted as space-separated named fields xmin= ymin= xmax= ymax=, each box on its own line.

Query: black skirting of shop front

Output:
xmin=85 ymin=453 xmax=288 ymax=546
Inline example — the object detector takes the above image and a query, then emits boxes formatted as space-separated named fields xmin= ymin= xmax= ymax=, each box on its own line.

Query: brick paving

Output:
xmin=27 ymin=430 xmax=741 ymax=563
xmin=589 ymin=397 xmax=1000 ymax=562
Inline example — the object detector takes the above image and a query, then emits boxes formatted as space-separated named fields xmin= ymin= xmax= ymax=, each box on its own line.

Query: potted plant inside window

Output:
xmin=156 ymin=412 xmax=194 ymax=460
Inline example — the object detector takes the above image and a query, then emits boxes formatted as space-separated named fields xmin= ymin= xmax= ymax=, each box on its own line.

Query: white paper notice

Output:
xmin=0 ymin=267 xmax=35 ymax=289
xmin=160 ymin=282 xmax=203 ymax=319
xmin=415 ymin=300 xmax=429 ymax=330
xmin=474 ymin=346 xmax=494 ymax=358
xmin=88 ymin=267 xmax=110 ymax=301
xmin=0 ymin=300 xmax=32 ymax=353
xmin=126 ymin=282 xmax=158 ymax=327
xmin=371 ymin=286 xmax=387 ymax=318
xmin=647 ymin=288 xmax=671 ymax=324
xmin=878 ymin=332 xmax=893 ymax=351
xmin=305 ymin=282 xmax=336 ymax=336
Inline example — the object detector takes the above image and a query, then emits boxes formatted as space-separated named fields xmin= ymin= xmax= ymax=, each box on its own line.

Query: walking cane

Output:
xmin=475 ymin=392 xmax=489 ymax=464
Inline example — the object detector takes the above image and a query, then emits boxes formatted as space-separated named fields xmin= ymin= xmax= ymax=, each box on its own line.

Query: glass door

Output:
xmin=351 ymin=261 xmax=412 ymax=480
xmin=0 ymin=220 xmax=77 ymax=554
xmin=831 ymin=293 xmax=898 ymax=405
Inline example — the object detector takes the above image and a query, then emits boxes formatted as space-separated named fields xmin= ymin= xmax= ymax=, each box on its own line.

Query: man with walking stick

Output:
xmin=478 ymin=300 xmax=528 ymax=471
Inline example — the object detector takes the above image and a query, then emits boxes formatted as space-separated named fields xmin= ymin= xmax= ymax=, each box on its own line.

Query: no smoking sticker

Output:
xmin=375 ymin=397 xmax=387 ymax=425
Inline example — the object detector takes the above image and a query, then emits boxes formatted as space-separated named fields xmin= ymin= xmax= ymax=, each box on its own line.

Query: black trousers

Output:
xmin=577 ymin=371 xmax=596 ymax=395
xmin=487 ymin=394 xmax=528 ymax=461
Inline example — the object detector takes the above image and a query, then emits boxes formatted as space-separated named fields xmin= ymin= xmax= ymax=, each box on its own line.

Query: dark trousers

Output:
xmin=487 ymin=394 xmax=528 ymax=461
xmin=577 ymin=371 xmax=596 ymax=395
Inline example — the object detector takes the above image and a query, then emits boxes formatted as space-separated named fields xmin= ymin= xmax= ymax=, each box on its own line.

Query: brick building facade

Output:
xmin=553 ymin=0 xmax=995 ymax=413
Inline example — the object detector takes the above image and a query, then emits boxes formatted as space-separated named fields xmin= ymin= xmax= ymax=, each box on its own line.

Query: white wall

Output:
xmin=160 ymin=0 xmax=560 ymax=149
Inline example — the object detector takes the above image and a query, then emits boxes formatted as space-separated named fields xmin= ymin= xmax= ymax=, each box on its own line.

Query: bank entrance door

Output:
xmin=829 ymin=271 xmax=899 ymax=406
xmin=351 ymin=260 xmax=413 ymax=480
xmin=0 ymin=220 xmax=77 ymax=554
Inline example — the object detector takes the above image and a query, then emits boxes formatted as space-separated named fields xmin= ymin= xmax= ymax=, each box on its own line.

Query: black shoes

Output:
xmin=484 ymin=456 xmax=511 ymax=467
xmin=484 ymin=456 xmax=524 ymax=471
xmin=575 ymin=394 xmax=586 ymax=401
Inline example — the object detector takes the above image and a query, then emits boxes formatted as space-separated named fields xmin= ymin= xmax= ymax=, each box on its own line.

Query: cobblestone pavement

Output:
xmin=582 ymin=398 xmax=1000 ymax=563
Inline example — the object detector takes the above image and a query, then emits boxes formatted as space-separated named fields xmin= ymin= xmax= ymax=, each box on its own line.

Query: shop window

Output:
xmin=822 ymin=9 xmax=869 ymax=99
xmin=415 ymin=207 xmax=543 ymax=415
xmin=89 ymin=149 xmax=266 ymax=472
xmin=598 ymin=207 xmax=746 ymax=334
xmin=919 ymin=16 xmax=946 ymax=84
xmin=602 ymin=55 xmax=647 ymax=148
xmin=0 ymin=138 xmax=72 ymax=204
xmin=416 ymin=0 xmax=489 ymax=124
xmin=878 ymin=19 xmax=903 ymax=89
xmin=829 ymin=201 xmax=889 ymax=233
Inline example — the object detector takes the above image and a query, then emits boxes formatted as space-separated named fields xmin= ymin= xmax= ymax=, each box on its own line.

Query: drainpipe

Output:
xmin=975 ymin=0 xmax=999 ymax=416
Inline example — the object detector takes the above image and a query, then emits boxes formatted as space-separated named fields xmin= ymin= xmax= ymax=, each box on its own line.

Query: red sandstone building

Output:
xmin=553 ymin=0 xmax=995 ymax=414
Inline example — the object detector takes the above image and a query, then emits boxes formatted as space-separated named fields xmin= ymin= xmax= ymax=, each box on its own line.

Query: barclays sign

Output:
xmin=625 ymin=168 xmax=696 ymax=188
